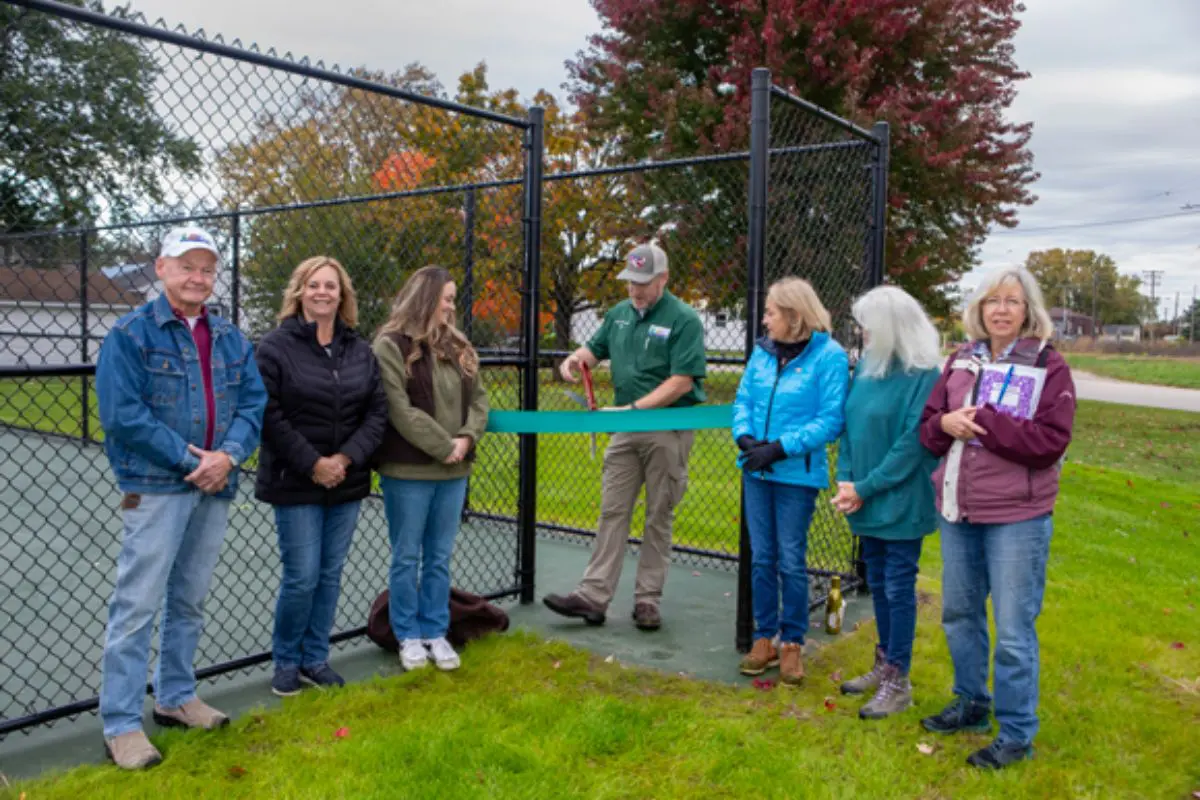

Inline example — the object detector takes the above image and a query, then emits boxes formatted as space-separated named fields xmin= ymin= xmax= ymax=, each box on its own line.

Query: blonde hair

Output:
xmin=277 ymin=256 xmax=358 ymax=327
xmin=376 ymin=265 xmax=479 ymax=379
xmin=851 ymin=285 xmax=941 ymax=378
xmin=963 ymin=268 xmax=1055 ymax=342
xmin=766 ymin=277 xmax=831 ymax=340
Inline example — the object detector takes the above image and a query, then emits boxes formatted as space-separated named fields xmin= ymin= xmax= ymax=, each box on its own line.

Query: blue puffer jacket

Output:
xmin=731 ymin=332 xmax=849 ymax=488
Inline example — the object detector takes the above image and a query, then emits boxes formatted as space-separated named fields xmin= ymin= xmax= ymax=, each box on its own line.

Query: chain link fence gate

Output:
xmin=0 ymin=0 xmax=541 ymax=737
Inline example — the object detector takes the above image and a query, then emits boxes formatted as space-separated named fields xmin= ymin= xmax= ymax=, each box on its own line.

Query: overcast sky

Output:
xmin=126 ymin=0 xmax=1200 ymax=319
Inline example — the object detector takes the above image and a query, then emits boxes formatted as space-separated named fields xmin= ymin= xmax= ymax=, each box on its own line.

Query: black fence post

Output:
xmin=736 ymin=68 xmax=771 ymax=653
xmin=517 ymin=108 xmax=544 ymax=604
xmin=868 ymin=121 xmax=890 ymax=288
xmin=79 ymin=230 xmax=91 ymax=443
xmin=462 ymin=187 xmax=476 ymax=340
xmin=230 ymin=210 xmax=241 ymax=327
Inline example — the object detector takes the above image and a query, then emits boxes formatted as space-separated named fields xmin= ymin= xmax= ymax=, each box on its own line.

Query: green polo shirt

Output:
xmin=586 ymin=290 xmax=707 ymax=407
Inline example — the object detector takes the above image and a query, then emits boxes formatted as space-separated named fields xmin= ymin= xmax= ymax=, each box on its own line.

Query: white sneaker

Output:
xmin=424 ymin=637 xmax=460 ymax=671
xmin=400 ymin=638 xmax=430 ymax=671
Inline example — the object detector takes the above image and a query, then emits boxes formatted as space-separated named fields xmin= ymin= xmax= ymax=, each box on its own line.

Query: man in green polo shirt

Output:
xmin=543 ymin=243 xmax=706 ymax=631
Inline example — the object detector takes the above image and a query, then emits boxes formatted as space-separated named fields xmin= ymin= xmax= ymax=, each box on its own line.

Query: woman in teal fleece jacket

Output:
xmin=832 ymin=285 xmax=942 ymax=720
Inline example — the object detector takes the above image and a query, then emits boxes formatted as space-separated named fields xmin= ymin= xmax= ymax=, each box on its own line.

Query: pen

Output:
xmin=996 ymin=365 xmax=1015 ymax=405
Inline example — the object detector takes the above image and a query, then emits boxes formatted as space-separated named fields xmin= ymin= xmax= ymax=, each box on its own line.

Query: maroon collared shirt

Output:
xmin=173 ymin=305 xmax=215 ymax=450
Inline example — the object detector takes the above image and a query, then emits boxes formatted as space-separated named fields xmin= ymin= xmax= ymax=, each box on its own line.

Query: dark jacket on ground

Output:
xmin=255 ymin=315 xmax=388 ymax=506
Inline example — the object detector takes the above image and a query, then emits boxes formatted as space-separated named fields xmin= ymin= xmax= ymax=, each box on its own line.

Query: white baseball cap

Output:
xmin=160 ymin=226 xmax=221 ymax=262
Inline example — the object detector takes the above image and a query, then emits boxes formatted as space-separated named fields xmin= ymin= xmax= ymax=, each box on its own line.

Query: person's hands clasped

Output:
xmin=311 ymin=456 xmax=347 ymax=489
xmin=831 ymin=481 xmax=863 ymax=514
xmin=185 ymin=444 xmax=234 ymax=494
xmin=940 ymin=406 xmax=987 ymax=441
xmin=740 ymin=440 xmax=786 ymax=473
xmin=443 ymin=436 xmax=472 ymax=465
xmin=736 ymin=435 xmax=766 ymax=453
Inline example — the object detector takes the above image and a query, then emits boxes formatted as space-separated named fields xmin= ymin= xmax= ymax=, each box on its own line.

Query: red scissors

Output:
xmin=563 ymin=363 xmax=600 ymax=459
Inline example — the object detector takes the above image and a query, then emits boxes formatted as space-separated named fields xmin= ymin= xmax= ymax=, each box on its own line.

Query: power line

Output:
xmin=991 ymin=209 xmax=1200 ymax=235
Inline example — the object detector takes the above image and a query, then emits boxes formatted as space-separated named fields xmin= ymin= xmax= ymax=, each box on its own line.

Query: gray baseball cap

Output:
xmin=616 ymin=243 xmax=668 ymax=284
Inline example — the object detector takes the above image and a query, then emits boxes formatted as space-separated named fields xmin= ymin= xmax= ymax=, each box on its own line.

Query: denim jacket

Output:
xmin=96 ymin=294 xmax=267 ymax=498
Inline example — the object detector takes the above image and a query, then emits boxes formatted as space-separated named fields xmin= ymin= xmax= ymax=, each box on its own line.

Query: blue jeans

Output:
xmin=743 ymin=475 xmax=817 ymax=644
xmin=859 ymin=535 xmax=924 ymax=674
xmin=940 ymin=514 xmax=1052 ymax=747
xmin=272 ymin=502 xmax=361 ymax=670
xmin=99 ymin=491 xmax=229 ymax=738
xmin=381 ymin=477 xmax=467 ymax=641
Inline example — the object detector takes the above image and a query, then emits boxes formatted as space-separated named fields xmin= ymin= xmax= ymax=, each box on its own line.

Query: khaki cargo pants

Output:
xmin=575 ymin=429 xmax=694 ymax=610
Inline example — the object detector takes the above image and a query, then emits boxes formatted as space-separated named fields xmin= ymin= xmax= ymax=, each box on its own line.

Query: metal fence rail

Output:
xmin=1 ymin=0 xmax=888 ymax=735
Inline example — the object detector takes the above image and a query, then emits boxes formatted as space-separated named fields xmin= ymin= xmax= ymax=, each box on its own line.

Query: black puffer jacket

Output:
xmin=254 ymin=315 xmax=388 ymax=506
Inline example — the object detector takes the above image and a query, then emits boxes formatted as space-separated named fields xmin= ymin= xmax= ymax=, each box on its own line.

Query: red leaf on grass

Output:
xmin=228 ymin=765 xmax=248 ymax=779
xmin=1170 ymin=642 xmax=1186 ymax=651
xmin=1126 ymin=479 xmax=1135 ymax=489
xmin=1161 ymin=502 xmax=1172 ymax=509
xmin=752 ymin=678 xmax=776 ymax=691
xmin=334 ymin=726 xmax=350 ymax=739
xmin=823 ymin=697 xmax=837 ymax=712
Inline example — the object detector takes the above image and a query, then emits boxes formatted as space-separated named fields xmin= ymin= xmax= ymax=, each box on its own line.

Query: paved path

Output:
xmin=1072 ymin=370 xmax=1200 ymax=412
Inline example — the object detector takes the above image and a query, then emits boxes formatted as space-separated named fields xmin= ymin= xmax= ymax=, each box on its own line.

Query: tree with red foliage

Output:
xmin=568 ymin=0 xmax=1038 ymax=314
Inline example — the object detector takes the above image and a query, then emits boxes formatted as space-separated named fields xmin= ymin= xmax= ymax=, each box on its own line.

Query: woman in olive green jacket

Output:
xmin=373 ymin=266 xmax=488 ymax=673
xmin=832 ymin=285 xmax=941 ymax=720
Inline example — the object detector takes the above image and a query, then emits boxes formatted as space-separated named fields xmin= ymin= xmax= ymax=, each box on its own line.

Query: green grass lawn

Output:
xmin=1065 ymin=354 xmax=1200 ymax=389
xmin=4 ymin=461 xmax=1198 ymax=798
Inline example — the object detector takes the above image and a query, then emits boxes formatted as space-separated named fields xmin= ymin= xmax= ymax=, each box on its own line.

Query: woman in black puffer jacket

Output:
xmin=254 ymin=256 xmax=387 ymax=697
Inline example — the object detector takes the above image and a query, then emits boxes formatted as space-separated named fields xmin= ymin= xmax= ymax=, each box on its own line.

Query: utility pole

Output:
xmin=1191 ymin=284 xmax=1196 ymax=344
xmin=1091 ymin=271 xmax=1099 ymax=340
xmin=1174 ymin=292 xmax=1180 ymax=336
xmin=1144 ymin=269 xmax=1164 ymax=344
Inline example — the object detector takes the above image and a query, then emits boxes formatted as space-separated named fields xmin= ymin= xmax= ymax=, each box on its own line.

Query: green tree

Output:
xmin=0 ymin=1 xmax=200 ymax=233
xmin=1023 ymin=249 xmax=1151 ymax=328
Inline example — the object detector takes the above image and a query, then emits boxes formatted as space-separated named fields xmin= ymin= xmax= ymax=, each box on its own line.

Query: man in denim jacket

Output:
xmin=94 ymin=225 xmax=266 ymax=770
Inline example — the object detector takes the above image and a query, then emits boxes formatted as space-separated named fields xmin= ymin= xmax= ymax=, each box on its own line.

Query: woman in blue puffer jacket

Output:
xmin=732 ymin=277 xmax=849 ymax=685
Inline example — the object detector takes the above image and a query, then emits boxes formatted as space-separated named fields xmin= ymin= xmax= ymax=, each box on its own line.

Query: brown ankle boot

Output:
xmin=739 ymin=637 xmax=779 ymax=676
xmin=779 ymin=642 xmax=805 ymax=685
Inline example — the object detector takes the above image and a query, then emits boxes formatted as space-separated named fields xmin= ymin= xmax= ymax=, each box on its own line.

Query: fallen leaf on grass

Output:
xmin=1164 ymin=608 xmax=1173 ymax=615
xmin=1161 ymin=502 xmax=1172 ymax=509
xmin=752 ymin=678 xmax=775 ymax=691
xmin=1171 ymin=642 xmax=1186 ymax=650
xmin=823 ymin=697 xmax=837 ymax=712
xmin=1126 ymin=479 xmax=1135 ymax=489
xmin=829 ymin=670 xmax=843 ymax=683
xmin=604 ymin=654 xmax=615 ymax=663
xmin=916 ymin=742 xmax=937 ymax=756
xmin=334 ymin=726 xmax=350 ymax=739
xmin=228 ymin=765 xmax=248 ymax=779
xmin=552 ymin=660 xmax=561 ymax=669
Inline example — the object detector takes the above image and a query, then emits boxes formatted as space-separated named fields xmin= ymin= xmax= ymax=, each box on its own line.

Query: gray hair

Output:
xmin=963 ymin=267 xmax=1055 ymax=342
xmin=851 ymin=285 xmax=942 ymax=379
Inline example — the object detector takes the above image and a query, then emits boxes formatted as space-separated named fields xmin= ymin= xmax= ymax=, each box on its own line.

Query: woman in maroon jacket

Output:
xmin=917 ymin=268 xmax=1075 ymax=770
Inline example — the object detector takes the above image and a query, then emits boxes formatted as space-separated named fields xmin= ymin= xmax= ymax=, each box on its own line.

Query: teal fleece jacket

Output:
xmin=835 ymin=363 xmax=940 ymax=540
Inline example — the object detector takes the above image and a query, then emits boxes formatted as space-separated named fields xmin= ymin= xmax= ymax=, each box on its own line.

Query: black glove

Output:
xmin=735 ymin=435 xmax=763 ymax=452
xmin=742 ymin=440 xmax=786 ymax=473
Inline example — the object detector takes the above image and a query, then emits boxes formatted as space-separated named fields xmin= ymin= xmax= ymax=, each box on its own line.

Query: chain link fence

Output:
xmin=0 ymin=0 xmax=534 ymax=736
xmin=1 ymin=3 xmax=887 ymax=734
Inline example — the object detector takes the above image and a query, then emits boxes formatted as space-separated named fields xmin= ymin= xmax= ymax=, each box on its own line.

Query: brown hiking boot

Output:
xmin=739 ymin=637 xmax=779 ymax=676
xmin=841 ymin=647 xmax=887 ymax=695
xmin=152 ymin=697 xmax=230 ymax=730
xmin=779 ymin=642 xmax=805 ymax=686
xmin=543 ymin=592 xmax=606 ymax=625
xmin=631 ymin=602 xmax=661 ymax=631
xmin=104 ymin=730 xmax=162 ymax=770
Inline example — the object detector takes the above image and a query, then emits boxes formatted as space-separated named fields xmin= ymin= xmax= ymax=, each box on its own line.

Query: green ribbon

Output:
xmin=486 ymin=404 xmax=733 ymax=434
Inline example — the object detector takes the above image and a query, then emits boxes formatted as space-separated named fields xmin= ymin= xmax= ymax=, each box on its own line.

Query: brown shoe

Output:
xmin=739 ymin=637 xmax=779 ymax=676
xmin=631 ymin=602 xmax=661 ymax=631
xmin=779 ymin=642 xmax=805 ymax=686
xmin=543 ymin=592 xmax=606 ymax=625
xmin=152 ymin=697 xmax=230 ymax=730
xmin=105 ymin=730 xmax=162 ymax=770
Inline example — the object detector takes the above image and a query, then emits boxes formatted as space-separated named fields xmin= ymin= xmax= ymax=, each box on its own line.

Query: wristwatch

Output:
xmin=224 ymin=452 xmax=240 ymax=469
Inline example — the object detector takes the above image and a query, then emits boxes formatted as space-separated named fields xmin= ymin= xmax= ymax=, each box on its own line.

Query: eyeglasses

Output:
xmin=175 ymin=261 xmax=218 ymax=279
xmin=983 ymin=297 xmax=1025 ymax=310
